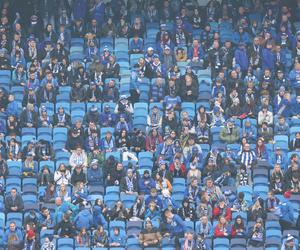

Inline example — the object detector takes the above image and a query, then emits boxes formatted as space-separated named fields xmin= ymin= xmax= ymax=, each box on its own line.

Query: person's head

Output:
xmin=113 ymin=227 xmax=120 ymax=235
xmin=206 ymin=177 xmax=213 ymax=188
xmin=105 ymin=131 xmax=112 ymax=139
xmin=9 ymin=222 xmax=16 ymax=231
xmin=235 ymin=215 xmax=243 ymax=225
xmin=145 ymin=219 xmax=153 ymax=230
xmin=55 ymin=197 xmax=62 ymax=206
xmin=219 ymin=216 xmax=226 ymax=225
xmin=238 ymin=192 xmax=244 ymax=201
xmin=10 ymin=188 xmax=17 ymax=197
xmin=164 ymin=209 xmax=173 ymax=219
xmin=244 ymin=143 xmax=250 ymax=151
xmin=149 ymin=201 xmax=156 ymax=211
xmin=150 ymin=188 xmax=157 ymax=197
xmin=127 ymin=168 xmax=133 ymax=178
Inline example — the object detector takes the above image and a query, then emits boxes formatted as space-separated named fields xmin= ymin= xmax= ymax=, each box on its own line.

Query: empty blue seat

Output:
xmin=57 ymin=238 xmax=74 ymax=248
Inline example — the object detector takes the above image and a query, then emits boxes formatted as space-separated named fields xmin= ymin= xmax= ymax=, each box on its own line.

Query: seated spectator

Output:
xmin=274 ymin=116 xmax=289 ymax=135
xmin=53 ymin=106 xmax=71 ymax=128
xmin=20 ymin=103 xmax=38 ymax=128
xmin=41 ymin=237 xmax=55 ymax=250
xmin=213 ymin=198 xmax=232 ymax=221
xmin=177 ymin=198 xmax=195 ymax=221
xmin=54 ymin=163 xmax=71 ymax=185
xmin=100 ymin=130 xmax=116 ymax=153
xmin=248 ymin=197 xmax=265 ymax=222
xmin=281 ymin=234 xmax=297 ymax=250
xmin=232 ymin=192 xmax=248 ymax=212
xmin=144 ymin=200 xmax=161 ymax=223
xmin=57 ymin=183 xmax=71 ymax=202
xmin=162 ymin=188 xmax=177 ymax=211
xmin=38 ymin=165 xmax=54 ymax=186
xmin=248 ymin=218 xmax=265 ymax=247
xmin=100 ymin=104 xmax=117 ymax=127
xmin=258 ymin=106 xmax=273 ymax=126
xmin=87 ymin=159 xmax=103 ymax=185
xmin=3 ymin=221 xmax=23 ymax=249
xmin=129 ymin=34 xmax=143 ymax=54
xmin=196 ymin=215 xmax=213 ymax=237
xmin=290 ymin=132 xmax=300 ymax=151
xmin=6 ymin=138 xmax=22 ymax=161
xmin=139 ymin=219 xmax=162 ymax=248
xmin=71 ymin=80 xmax=86 ymax=102
xmin=93 ymin=225 xmax=108 ymax=247
xmin=138 ymin=170 xmax=155 ymax=195
xmin=22 ymin=152 xmax=38 ymax=177
xmin=23 ymin=229 xmax=38 ymax=250
xmin=71 ymin=165 xmax=87 ymax=187
xmin=104 ymin=55 xmax=120 ymax=79
xmin=231 ymin=215 xmax=246 ymax=238
xmin=120 ymin=168 xmax=138 ymax=195
xmin=5 ymin=188 xmax=24 ymax=212
xmin=256 ymin=137 xmax=268 ymax=160
xmin=109 ymin=227 xmax=125 ymax=247
xmin=54 ymin=213 xmax=76 ymax=238
xmin=43 ymin=183 xmax=56 ymax=203
xmin=219 ymin=118 xmax=240 ymax=144
xmin=131 ymin=129 xmax=146 ymax=153
xmin=270 ymin=147 xmax=287 ymax=167
xmin=69 ymin=146 xmax=88 ymax=171
xmin=258 ymin=121 xmax=274 ymax=142
xmin=86 ymin=81 xmax=102 ymax=102
xmin=36 ymin=139 xmax=54 ymax=161
xmin=169 ymin=157 xmax=186 ymax=178
xmin=175 ymin=47 xmax=187 ymax=62
xmin=214 ymin=216 xmax=231 ymax=238
xmin=129 ymin=196 xmax=146 ymax=221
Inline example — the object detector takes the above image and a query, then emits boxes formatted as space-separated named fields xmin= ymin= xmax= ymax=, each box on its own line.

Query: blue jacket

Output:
xmin=145 ymin=195 xmax=163 ymax=208
xmin=279 ymin=200 xmax=294 ymax=224
xmin=138 ymin=176 xmax=156 ymax=194
xmin=7 ymin=101 xmax=20 ymax=117
xmin=129 ymin=38 xmax=143 ymax=52
xmin=291 ymin=97 xmax=300 ymax=116
xmin=144 ymin=208 xmax=161 ymax=222
xmin=3 ymin=227 xmax=23 ymax=246
xmin=188 ymin=45 xmax=205 ymax=60
xmin=93 ymin=205 xmax=108 ymax=229
xmin=74 ymin=208 xmax=94 ymax=230
xmin=109 ymin=230 xmax=125 ymax=246
xmin=233 ymin=31 xmax=251 ymax=45
xmin=234 ymin=48 xmax=249 ymax=71
xmin=87 ymin=166 xmax=103 ymax=185
xmin=73 ymin=0 xmax=88 ymax=20
xmin=262 ymin=48 xmax=275 ymax=71
xmin=165 ymin=214 xmax=187 ymax=236
xmin=270 ymin=153 xmax=287 ymax=168
xmin=289 ymin=69 xmax=300 ymax=90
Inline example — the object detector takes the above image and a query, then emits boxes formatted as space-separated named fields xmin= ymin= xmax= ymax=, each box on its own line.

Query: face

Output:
xmin=9 ymin=223 xmax=16 ymax=231
xmin=11 ymin=189 xmax=17 ymax=197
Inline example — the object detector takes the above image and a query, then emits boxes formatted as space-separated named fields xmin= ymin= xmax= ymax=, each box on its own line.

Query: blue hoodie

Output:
xmin=109 ymin=229 xmax=125 ymax=246
xmin=93 ymin=205 xmax=108 ymax=229
xmin=234 ymin=47 xmax=249 ymax=71
xmin=74 ymin=208 xmax=94 ymax=230
xmin=138 ymin=176 xmax=156 ymax=194
xmin=7 ymin=100 xmax=20 ymax=117
xmin=279 ymin=199 xmax=294 ymax=224
xmin=165 ymin=214 xmax=187 ymax=236
xmin=262 ymin=48 xmax=276 ymax=71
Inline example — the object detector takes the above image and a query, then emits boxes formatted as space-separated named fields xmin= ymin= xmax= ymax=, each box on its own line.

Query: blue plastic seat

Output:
xmin=71 ymin=110 xmax=85 ymax=124
xmin=106 ymin=186 xmax=120 ymax=195
xmin=6 ymin=212 xmax=23 ymax=228
xmin=120 ymin=194 xmax=137 ymax=209
xmin=104 ymin=194 xmax=119 ymax=208
xmin=71 ymin=102 xmax=86 ymax=112
xmin=213 ymin=238 xmax=229 ymax=248
xmin=39 ymin=160 xmax=55 ymax=172
xmin=57 ymin=238 xmax=74 ymax=248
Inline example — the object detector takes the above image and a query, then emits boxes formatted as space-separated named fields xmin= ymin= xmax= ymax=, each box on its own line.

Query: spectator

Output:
xmin=5 ymin=188 xmax=24 ymax=212
xmin=93 ymin=225 xmax=108 ymax=247
xmin=3 ymin=221 xmax=23 ymax=249
xmin=214 ymin=216 xmax=230 ymax=238
xmin=139 ymin=219 xmax=162 ymax=248
xmin=109 ymin=227 xmax=125 ymax=247
xmin=248 ymin=218 xmax=265 ymax=247
xmin=219 ymin=118 xmax=240 ymax=144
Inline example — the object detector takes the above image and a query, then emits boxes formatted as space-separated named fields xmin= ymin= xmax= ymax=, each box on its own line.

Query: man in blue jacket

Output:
xmin=87 ymin=159 xmax=103 ymax=185
xmin=163 ymin=209 xmax=187 ymax=238
xmin=74 ymin=206 xmax=94 ymax=230
xmin=279 ymin=192 xmax=295 ymax=230
xmin=3 ymin=221 xmax=24 ymax=248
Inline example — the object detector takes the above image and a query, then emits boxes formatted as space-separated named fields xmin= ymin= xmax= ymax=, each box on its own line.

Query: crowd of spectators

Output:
xmin=0 ymin=0 xmax=299 ymax=249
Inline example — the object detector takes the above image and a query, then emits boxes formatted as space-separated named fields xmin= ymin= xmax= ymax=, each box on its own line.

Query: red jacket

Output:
xmin=213 ymin=206 xmax=232 ymax=221
xmin=214 ymin=224 xmax=230 ymax=237
xmin=169 ymin=163 xmax=187 ymax=177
